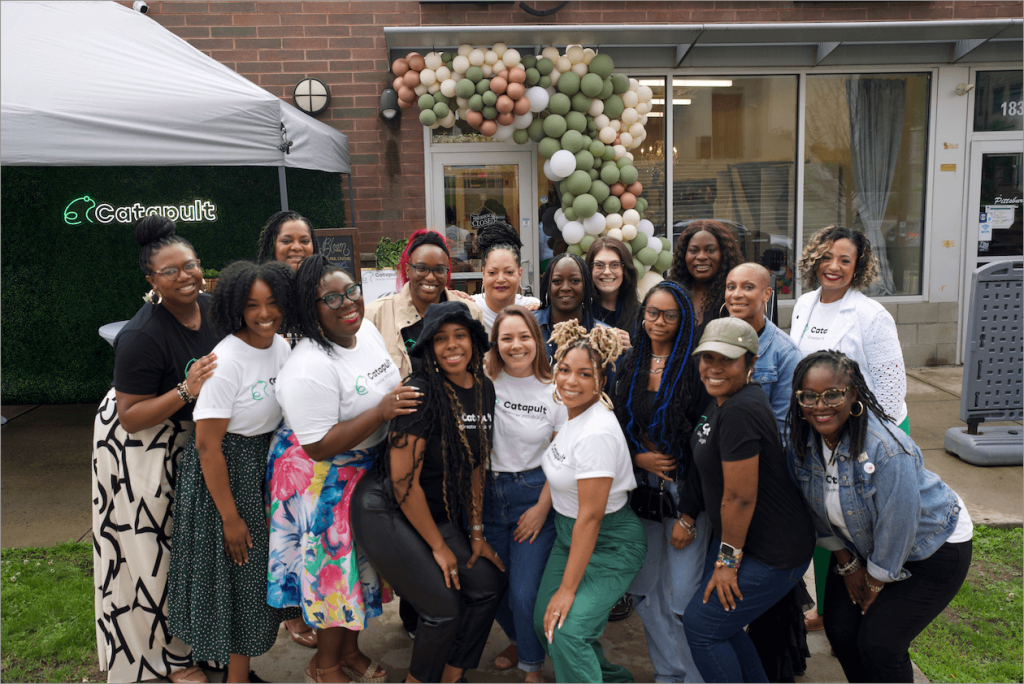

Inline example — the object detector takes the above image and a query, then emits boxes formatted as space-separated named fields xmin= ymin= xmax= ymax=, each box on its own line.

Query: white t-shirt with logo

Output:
xmin=472 ymin=293 xmax=542 ymax=334
xmin=492 ymin=371 xmax=568 ymax=472
xmin=276 ymin=319 xmax=402 ymax=450
xmin=822 ymin=444 xmax=854 ymax=542
xmin=796 ymin=297 xmax=842 ymax=357
xmin=193 ymin=333 xmax=291 ymax=436
xmin=542 ymin=401 xmax=635 ymax=518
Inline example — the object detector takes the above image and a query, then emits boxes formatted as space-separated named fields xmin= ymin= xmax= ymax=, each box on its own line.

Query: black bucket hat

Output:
xmin=408 ymin=300 xmax=490 ymax=358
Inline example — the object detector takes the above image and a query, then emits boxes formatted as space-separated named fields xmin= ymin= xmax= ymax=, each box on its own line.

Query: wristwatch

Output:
xmin=719 ymin=542 xmax=743 ymax=559
xmin=468 ymin=524 xmax=485 ymax=532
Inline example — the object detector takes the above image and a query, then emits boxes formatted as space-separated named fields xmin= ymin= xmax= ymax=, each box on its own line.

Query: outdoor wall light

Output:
xmin=956 ymin=83 xmax=976 ymax=96
xmin=293 ymin=77 xmax=331 ymax=117
xmin=380 ymin=88 xmax=401 ymax=120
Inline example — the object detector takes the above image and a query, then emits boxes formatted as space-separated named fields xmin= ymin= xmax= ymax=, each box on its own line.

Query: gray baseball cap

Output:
xmin=691 ymin=317 xmax=759 ymax=359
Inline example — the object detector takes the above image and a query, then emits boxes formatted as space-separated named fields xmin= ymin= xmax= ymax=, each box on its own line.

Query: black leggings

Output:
xmin=351 ymin=471 xmax=507 ymax=682
xmin=824 ymin=540 xmax=972 ymax=683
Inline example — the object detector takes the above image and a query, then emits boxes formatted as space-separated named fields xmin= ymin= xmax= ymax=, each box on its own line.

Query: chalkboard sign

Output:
xmin=316 ymin=229 xmax=360 ymax=279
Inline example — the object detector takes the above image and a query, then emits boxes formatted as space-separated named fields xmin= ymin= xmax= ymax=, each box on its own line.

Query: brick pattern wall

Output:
xmin=140 ymin=0 xmax=1021 ymax=248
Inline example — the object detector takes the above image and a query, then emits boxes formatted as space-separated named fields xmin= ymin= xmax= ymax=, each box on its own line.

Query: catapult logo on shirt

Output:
xmin=548 ymin=443 xmax=566 ymax=467
xmin=251 ymin=377 xmax=277 ymax=401
xmin=355 ymin=359 xmax=397 ymax=396
xmin=459 ymin=412 xmax=492 ymax=429
xmin=499 ymin=400 xmax=549 ymax=418
xmin=694 ymin=415 xmax=711 ymax=445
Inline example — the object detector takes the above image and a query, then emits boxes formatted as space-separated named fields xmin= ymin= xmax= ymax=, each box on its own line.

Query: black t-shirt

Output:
xmin=594 ymin=303 xmax=617 ymax=326
xmin=113 ymin=293 xmax=221 ymax=423
xmin=390 ymin=373 xmax=496 ymax=525
xmin=690 ymin=383 xmax=814 ymax=569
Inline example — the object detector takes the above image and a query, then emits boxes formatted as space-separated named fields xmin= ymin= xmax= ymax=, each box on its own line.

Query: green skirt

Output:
xmin=167 ymin=431 xmax=296 ymax=663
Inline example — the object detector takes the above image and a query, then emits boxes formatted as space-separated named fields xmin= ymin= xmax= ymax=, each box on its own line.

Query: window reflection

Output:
xmin=633 ymin=79 xmax=667 ymax=237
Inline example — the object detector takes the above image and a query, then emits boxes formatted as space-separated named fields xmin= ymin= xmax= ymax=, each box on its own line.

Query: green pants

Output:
xmin=534 ymin=506 xmax=647 ymax=683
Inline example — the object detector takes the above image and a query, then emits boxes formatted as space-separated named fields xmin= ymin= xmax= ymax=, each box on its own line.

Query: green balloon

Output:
xmin=567 ymin=244 xmax=584 ymax=256
xmin=418 ymin=94 xmax=435 ymax=110
xmin=587 ymin=119 xmax=598 ymax=132
xmin=538 ymin=136 xmax=561 ymax=159
xmin=603 ymin=94 xmax=624 ymax=120
xmin=630 ymin=232 xmax=648 ymax=251
xmin=432 ymin=102 xmax=450 ymax=118
xmin=528 ymin=118 xmax=546 ymax=142
xmin=589 ymin=53 xmax=614 ymax=79
xmin=548 ymin=93 xmax=571 ymax=116
xmin=637 ymin=247 xmax=657 ymax=266
xmin=655 ymin=250 xmax=673 ymax=272
xmin=623 ymin=240 xmax=633 ymax=255
xmin=441 ymin=51 xmax=453 ymax=63
xmin=571 ymin=91 xmax=592 ymax=112
xmin=557 ymin=71 xmax=581 ymax=96
xmin=587 ymin=168 xmax=598 ymax=180
xmin=561 ymin=130 xmax=585 ymax=154
xmin=564 ymin=207 xmax=578 ymax=222
xmin=637 ymin=198 xmax=649 ymax=214
xmin=476 ymin=79 xmax=491 ymax=94
xmin=573 ymin=193 xmax=598 ymax=219
xmin=619 ymin=165 xmax=639 ymax=185
xmin=589 ymin=139 xmax=606 ymax=157
xmin=538 ymin=75 xmax=552 ymax=88
xmin=466 ymin=66 xmax=484 ymax=83
xmin=521 ymin=55 xmax=537 ymax=69
xmin=599 ymin=77 xmax=615 ymax=100
xmin=561 ymin=191 xmax=575 ymax=208
xmin=580 ymin=235 xmax=596 ymax=252
xmin=419 ymin=109 xmax=437 ymax=126
xmin=525 ymin=68 xmax=541 ymax=85
xmin=602 ymin=146 xmax=616 ymax=161
xmin=660 ymin=237 xmax=672 ymax=252
xmin=580 ymin=73 xmax=604 ymax=97
xmin=600 ymin=163 xmax=620 ymax=185
xmin=482 ymin=106 xmax=498 ymax=120
xmin=564 ymin=170 xmax=592 ymax=196
xmin=574 ymin=150 xmax=595 ymax=171
xmin=468 ymin=94 xmax=484 ymax=111
xmin=565 ymin=111 xmax=588 ymax=133
xmin=513 ymin=128 xmax=530 ymax=144
xmin=611 ymin=73 xmax=630 ymax=94
xmin=455 ymin=78 xmax=476 ymax=99
xmin=589 ymin=179 xmax=610 ymax=203
xmin=543 ymin=114 xmax=567 ymax=138
xmin=482 ymin=90 xmax=498 ymax=107
xmin=536 ymin=58 xmax=554 ymax=75
xmin=433 ymin=92 xmax=450 ymax=105
xmin=602 ymin=195 xmax=621 ymax=214
xmin=616 ymin=156 xmax=632 ymax=169
xmin=633 ymin=257 xmax=645 ymax=273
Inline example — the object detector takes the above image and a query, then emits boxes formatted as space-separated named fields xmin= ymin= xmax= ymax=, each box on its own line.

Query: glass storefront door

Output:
xmin=429 ymin=150 xmax=538 ymax=295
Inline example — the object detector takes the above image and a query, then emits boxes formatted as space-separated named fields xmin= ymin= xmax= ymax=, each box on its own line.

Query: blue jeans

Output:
xmin=683 ymin=540 xmax=810 ymax=684
xmin=484 ymin=467 xmax=557 ymax=673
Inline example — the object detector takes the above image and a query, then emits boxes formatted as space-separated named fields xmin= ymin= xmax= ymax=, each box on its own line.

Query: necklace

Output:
xmin=823 ymin=434 xmax=840 ymax=451
xmin=651 ymin=353 xmax=669 ymax=360
xmin=648 ymin=367 xmax=664 ymax=375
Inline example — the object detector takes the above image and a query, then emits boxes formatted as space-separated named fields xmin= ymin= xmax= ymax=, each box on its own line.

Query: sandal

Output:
xmin=168 ymin=666 xmax=208 ymax=683
xmin=804 ymin=609 xmax=825 ymax=632
xmin=494 ymin=643 xmax=518 ymax=671
xmin=285 ymin=618 xmax=318 ymax=648
xmin=340 ymin=659 xmax=387 ymax=684
xmin=305 ymin=655 xmax=346 ymax=684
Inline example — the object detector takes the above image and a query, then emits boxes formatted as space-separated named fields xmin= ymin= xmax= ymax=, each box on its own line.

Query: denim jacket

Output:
xmin=753 ymin=320 xmax=801 ymax=437
xmin=788 ymin=412 xmax=962 ymax=583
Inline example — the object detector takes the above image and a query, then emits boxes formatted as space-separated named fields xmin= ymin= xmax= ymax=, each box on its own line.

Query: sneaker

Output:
xmin=608 ymin=594 xmax=633 ymax=621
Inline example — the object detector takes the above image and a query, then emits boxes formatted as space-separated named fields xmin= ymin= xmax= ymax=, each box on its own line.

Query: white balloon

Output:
xmin=452 ymin=55 xmax=470 ymax=74
xmin=587 ymin=98 xmax=604 ymax=117
xmin=625 ymin=152 xmax=635 ymax=161
xmin=629 ymin=122 xmax=645 ymax=139
xmin=610 ymin=119 xmax=621 ymax=132
xmin=469 ymin=49 xmax=485 ymax=66
xmin=493 ymin=42 xmax=508 ymax=57
xmin=481 ymin=64 xmax=493 ymax=78
xmin=621 ymin=108 xmax=638 ymax=125
xmin=562 ymin=221 xmax=585 ymax=245
xmin=583 ymin=48 xmax=596 ymax=65
xmin=628 ymin=78 xmax=640 ymax=91
xmin=502 ymin=49 xmax=521 ymax=68
xmin=484 ymin=50 xmax=499 ymax=65
xmin=637 ymin=219 xmax=655 ymax=237
xmin=436 ymin=66 xmax=451 ymax=82
xmin=493 ymin=124 xmax=515 ymax=141
xmin=594 ymin=114 xmax=610 ymax=129
xmin=566 ymin=45 xmax=585 ymax=64
xmin=544 ymin=159 xmax=562 ymax=183
xmin=525 ymin=86 xmax=550 ymax=113
xmin=623 ymin=209 xmax=641 ymax=226
xmin=613 ymin=144 xmax=627 ymax=159
xmin=458 ymin=44 xmax=473 ymax=57
xmin=554 ymin=207 xmax=568 ymax=228
xmin=606 ymin=212 xmax=624 ymax=230
xmin=414 ymin=84 xmax=428 ymax=96
xmin=425 ymin=52 xmax=443 ymax=70
xmin=621 ymin=224 xmax=638 ymax=240
xmin=636 ymin=85 xmax=654 ymax=103
xmin=555 ymin=56 xmax=571 ymax=73
xmin=419 ymin=68 xmax=437 ymax=86
xmin=513 ymin=112 xmax=533 ymax=129
xmin=622 ymin=90 xmax=639 ymax=108
xmin=542 ymin=46 xmax=560 ymax=61
xmin=607 ymin=227 xmax=623 ymax=241
xmin=640 ymin=114 xmax=649 ymax=125
xmin=583 ymin=212 xmax=606 ymax=235
xmin=637 ymin=270 xmax=664 ymax=299
xmin=619 ymin=132 xmax=634 ymax=147
xmin=598 ymin=126 xmax=617 ymax=144
xmin=571 ymin=62 xmax=589 ymax=78
xmin=647 ymin=232 xmax=662 ymax=252
xmin=551 ymin=149 xmax=577 ymax=178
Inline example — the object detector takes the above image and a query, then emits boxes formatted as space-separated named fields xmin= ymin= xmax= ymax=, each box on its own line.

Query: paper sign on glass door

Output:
xmin=985 ymin=206 xmax=1016 ymax=229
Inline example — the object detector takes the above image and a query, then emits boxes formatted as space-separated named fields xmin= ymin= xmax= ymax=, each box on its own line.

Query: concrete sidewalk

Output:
xmin=2 ymin=366 xmax=1019 ymax=682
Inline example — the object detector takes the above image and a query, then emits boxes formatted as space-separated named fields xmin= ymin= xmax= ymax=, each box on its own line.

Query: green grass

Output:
xmin=910 ymin=526 xmax=1023 ymax=683
xmin=0 ymin=542 xmax=103 ymax=683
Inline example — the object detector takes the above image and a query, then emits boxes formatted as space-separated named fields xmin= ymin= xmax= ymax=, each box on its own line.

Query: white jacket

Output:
xmin=790 ymin=287 xmax=908 ymax=424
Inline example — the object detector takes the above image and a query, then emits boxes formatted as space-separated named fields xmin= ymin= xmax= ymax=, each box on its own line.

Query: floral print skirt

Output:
xmin=265 ymin=425 xmax=391 ymax=630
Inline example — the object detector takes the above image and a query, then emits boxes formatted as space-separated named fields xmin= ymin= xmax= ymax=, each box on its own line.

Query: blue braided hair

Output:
xmin=613 ymin=281 xmax=697 ymax=457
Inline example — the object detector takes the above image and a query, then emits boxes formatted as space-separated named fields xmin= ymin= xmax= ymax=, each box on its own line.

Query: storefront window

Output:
xmin=804 ymin=73 xmax=930 ymax=296
xmin=634 ymin=79 xmax=667 ymax=237
xmin=432 ymin=118 xmax=495 ymax=144
xmin=974 ymin=70 xmax=1023 ymax=133
xmin=671 ymin=76 xmax=799 ymax=297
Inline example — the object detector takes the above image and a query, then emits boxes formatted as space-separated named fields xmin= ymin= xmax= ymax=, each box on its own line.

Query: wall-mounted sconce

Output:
xmin=380 ymin=88 xmax=401 ymax=121
xmin=293 ymin=77 xmax=331 ymax=116
xmin=956 ymin=83 xmax=976 ymax=96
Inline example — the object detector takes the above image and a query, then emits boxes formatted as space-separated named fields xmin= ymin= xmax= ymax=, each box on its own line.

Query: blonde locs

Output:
xmin=550 ymin=320 xmax=624 ymax=408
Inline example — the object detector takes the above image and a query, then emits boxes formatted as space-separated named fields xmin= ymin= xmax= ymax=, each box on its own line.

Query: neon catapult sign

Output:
xmin=63 ymin=196 xmax=218 ymax=226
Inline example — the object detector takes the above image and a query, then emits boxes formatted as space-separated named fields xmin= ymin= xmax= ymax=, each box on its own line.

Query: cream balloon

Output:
xmin=427 ymin=82 xmax=441 ymax=94
xmin=452 ymin=55 xmax=470 ymax=74
xmin=456 ymin=96 xmax=469 ymax=108
xmin=549 ymin=69 xmax=561 ymax=86
xmin=481 ymin=64 xmax=493 ymax=78
xmin=606 ymin=212 xmax=624 ymax=230
xmin=628 ymin=122 xmax=645 ymax=139
xmin=458 ymin=44 xmax=473 ymax=57
xmin=566 ymin=45 xmax=585 ymax=64
xmin=594 ymin=114 xmax=610 ymax=130
xmin=484 ymin=50 xmax=499 ymax=65
xmin=620 ymin=224 xmax=637 ymax=240
xmin=610 ymin=120 xmax=621 ymax=132
xmin=636 ymin=102 xmax=651 ymax=116
xmin=542 ymin=46 xmax=560 ymax=61
xmin=440 ymin=79 xmax=458 ymax=98
xmin=598 ymin=126 xmax=617 ymax=144
xmin=493 ymin=42 xmax=508 ymax=57
xmin=607 ymin=227 xmax=623 ymax=241
xmin=628 ymin=78 xmax=640 ymax=91
xmin=439 ymin=111 xmax=457 ymax=128
xmin=583 ymin=48 xmax=596 ymax=64
xmin=414 ymin=84 xmax=428 ymax=96
xmin=621 ymin=108 xmax=638 ymax=125
xmin=640 ymin=114 xmax=649 ymax=125
xmin=501 ymin=49 xmax=521 ymax=69
xmin=622 ymin=90 xmax=639 ymax=108
xmin=571 ymin=62 xmax=589 ymax=78
xmin=623 ymin=209 xmax=641 ymax=226
xmin=436 ymin=66 xmax=451 ymax=82
xmin=618 ymin=132 xmax=634 ymax=147
xmin=424 ymin=52 xmax=442 ymax=70
xmin=637 ymin=270 xmax=664 ymax=299
xmin=587 ymin=98 xmax=604 ymax=117
xmin=612 ymin=144 xmax=627 ymax=159
xmin=419 ymin=68 xmax=437 ymax=86
xmin=555 ymin=56 xmax=571 ymax=73
xmin=469 ymin=49 xmax=485 ymax=66
xmin=636 ymin=85 xmax=653 ymax=103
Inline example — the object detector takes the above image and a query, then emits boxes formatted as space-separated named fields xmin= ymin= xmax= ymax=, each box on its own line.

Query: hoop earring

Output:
xmin=720 ymin=302 xmax=728 ymax=318
xmin=552 ymin=386 xmax=563 ymax=405
xmin=746 ymin=368 xmax=754 ymax=384
xmin=143 ymin=289 xmax=163 ymax=306
xmin=600 ymin=391 xmax=614 ymax=411
xmin=851 ymin=401 xmax=864 ymax=417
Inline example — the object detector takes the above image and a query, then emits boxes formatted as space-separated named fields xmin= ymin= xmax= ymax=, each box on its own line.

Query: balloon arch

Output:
xmin=392 ymin=44 xmax=672 ymax=279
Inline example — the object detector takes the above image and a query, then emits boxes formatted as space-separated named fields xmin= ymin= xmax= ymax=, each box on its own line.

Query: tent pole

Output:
xmin=278 ymin=166 xmax=289 ymax=211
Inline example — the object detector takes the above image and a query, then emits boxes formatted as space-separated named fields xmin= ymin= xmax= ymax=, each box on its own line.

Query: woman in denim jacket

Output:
xmin=786 ymin=351 xmax=973 ymax=683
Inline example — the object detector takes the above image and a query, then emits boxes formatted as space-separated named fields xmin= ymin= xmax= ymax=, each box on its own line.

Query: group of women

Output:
xmin=92 ymin=212 xmax=972 ymax=684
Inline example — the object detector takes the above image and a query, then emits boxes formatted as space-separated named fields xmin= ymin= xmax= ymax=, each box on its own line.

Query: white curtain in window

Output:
xmin=846 ymin=78 xmax=905 ymax=296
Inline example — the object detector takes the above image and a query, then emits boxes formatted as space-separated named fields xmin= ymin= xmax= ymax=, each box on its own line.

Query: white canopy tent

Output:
xmin=0 ymin=0 xmax=348 ymax=204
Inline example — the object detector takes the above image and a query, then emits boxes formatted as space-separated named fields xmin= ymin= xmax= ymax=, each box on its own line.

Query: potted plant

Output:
xmin=374 ymin=236 xmax=407 ymax=270
xmin=361 ymin=236 xmax=406 ymax=301
xmin=202 ymin=268 xmax=220 ymax=293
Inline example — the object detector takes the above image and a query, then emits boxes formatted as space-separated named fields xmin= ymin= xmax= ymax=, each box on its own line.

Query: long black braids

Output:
xmin=613 ymin=281 xmax=697 ymax=456
xmin=539 ymin=253 xmax=596 ymax=329
xmin=381 ymin=339 xmax=491 ymax=525
xmin=255 ymin=210 xmax=319 ymax=263
xmin=292 ymin=254 xmax=348 ymax=355
xmin=786 ymin=350 xmax=905 ymax=464
xmin=209 ymin=260 xmax=295 ymax=337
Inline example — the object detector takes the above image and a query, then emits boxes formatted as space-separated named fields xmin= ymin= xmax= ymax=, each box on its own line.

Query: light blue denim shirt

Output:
xmin=752 ymin=320 xmax=801 ymax=437
xmin=788 ymin=412 xmax=962 ymax=583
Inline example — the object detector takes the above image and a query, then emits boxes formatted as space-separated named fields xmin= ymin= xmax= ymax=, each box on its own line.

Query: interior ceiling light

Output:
xmin=673 ymin=79 xmax=733 ymax=87
xmin=651 ymin=99 xmax=692 ymax=105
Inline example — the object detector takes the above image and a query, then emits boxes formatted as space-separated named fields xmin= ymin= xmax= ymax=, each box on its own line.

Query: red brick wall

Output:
xmin=139 ymin=1 xmax=1022 ymax=247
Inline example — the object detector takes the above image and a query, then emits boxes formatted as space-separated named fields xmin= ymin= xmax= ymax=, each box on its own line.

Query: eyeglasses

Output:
xmin=795 ymin=388 xmax=850 ymax=408
xmin=411 ymin=264 xmax=450 ymax=277
xmin=593 ymin=260 xmax=623 ymax=273
xmin=153 ymin=259 xmax=201 ymax=279
xmin=642 ymin=306 xmax=682 ymax=324
xmin=317 ymin=283 xmax=362 ymax=309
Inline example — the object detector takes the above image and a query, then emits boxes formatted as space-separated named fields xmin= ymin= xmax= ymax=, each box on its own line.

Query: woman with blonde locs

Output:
xmin=534 ymin=321 xmax=646 ymax=683
xmin=350 ymin=300 xmax=507 ymax=683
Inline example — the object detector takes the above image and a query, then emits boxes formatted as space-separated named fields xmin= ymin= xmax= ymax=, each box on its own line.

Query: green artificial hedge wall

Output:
xmin=1 ymin=166 xmax=345 ymax=405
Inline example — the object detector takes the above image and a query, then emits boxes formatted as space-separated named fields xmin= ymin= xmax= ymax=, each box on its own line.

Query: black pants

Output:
xmin=824 ymin=540 xmax=972 ymax=683
xmin=351 ymin=471 xmax=507 ymax=682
